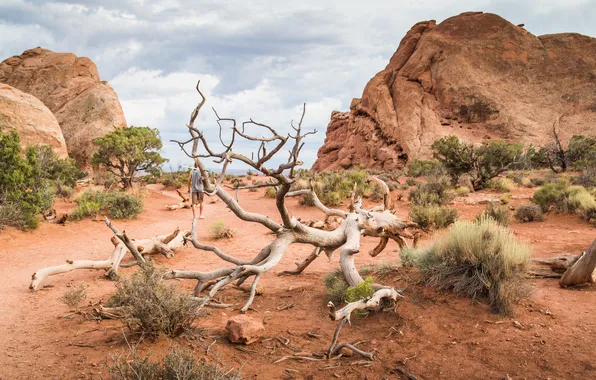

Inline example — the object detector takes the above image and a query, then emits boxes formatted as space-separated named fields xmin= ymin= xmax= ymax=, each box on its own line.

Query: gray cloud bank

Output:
xmin=1 ymin=0 xmax=594 ymax=169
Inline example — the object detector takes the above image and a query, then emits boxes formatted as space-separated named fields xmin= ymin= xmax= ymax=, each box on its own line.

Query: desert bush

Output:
xmin=0 ymin=132 xmax=55 ymax=230
xmin=160 ymin=168 xmax=190 ymax=189
xmin=368 ymin=184 xmax=385 ymax=202
xmin=410 ymin=205 xmax=458 ymax=230
xmin=404 ymin=217 xmax=531 ymax=316
xmin=60 ymin=284 xmax=87 ymax=309
xmin=409 ymin=177 xmax=453 ymax=206
xmin=476 ymin=202 xmax=509 ymax=226
xmin=432 ymin=135 xmax=525 ymax=190
xmin=108 ymin=262 xmax=200 ymax=338
xmin=405 ymin=178 xmax=419 ymax=187
xmin=94 ymin=170 xmax=118 ymax=189
xmin=70 ymin=190 xmax=143 ymax=220
xmin=54 ymin=183 xmax=74 ymax=199
xmin=453 ymin=186 xmax=471 ymax=197
xmin=344 ymin=277 xmax=375 ymax=303
xmin=312 ymin=168 xmax=372 ymax=206
xmin=500 ymin=193 xmax=511 ymax=205
xmin=515 ymin=204 xmax=544 ymax=222
xmin=246 ymin=169 xmax=257 ymax=176
xmin=208 ymin=220 xmax=235 ymax=240
xmin=407 ymin=159 xmax=446 ymax=177
xmin=486 ymin=178 xmax=514 ymax=192
xmin=264 ymin=187 xmax=277 ymax=198
xmin=104 ymin=192 xmax=144 ymax=219
xmin=532 ymin=181 xmax=569 ymax=212
xmin=324 ymin=269 xmax=348 ymax=305
xmin=34 ymin=145 xmax=86 ymax=187
xmin=299 ymin=192 xmax=316 ymax=206
xmin=108 ymin=345 xmax=240 ymax=380
xmin=530 ymin=177 xmax=546 ymax=187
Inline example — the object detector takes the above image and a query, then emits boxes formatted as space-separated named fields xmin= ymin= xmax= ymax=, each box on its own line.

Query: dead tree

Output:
xmin=159 ymin=79 xmax=418 ymax=328
xmin=166 ymin=189 xmax=192 ymax=210
xmin=529 ymin=239 xmax=596 ymax=287
xmin=29 ymin=223 xmax=186 ymax=290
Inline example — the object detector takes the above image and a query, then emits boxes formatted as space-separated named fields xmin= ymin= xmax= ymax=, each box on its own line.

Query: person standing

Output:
xmin=188 ymin=163 xmax=205 ymax=220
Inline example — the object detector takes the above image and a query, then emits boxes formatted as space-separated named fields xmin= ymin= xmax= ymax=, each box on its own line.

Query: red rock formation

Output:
xmin=313 ymin=12 xmax=596 ymax=171
xmin=0 ymin=47 xmax=127 ymax=165
xmin=0 ymin=83 xmax=68 ymax=157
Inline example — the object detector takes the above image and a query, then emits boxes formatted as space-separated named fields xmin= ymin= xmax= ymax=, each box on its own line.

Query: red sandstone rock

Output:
xmin=226 ymin=315 xmax=265 ymax=345
xmin=0 ymin=83 xmax=67 ymax=157
xmin=313 ymin=12 xmax=596 ymax=171
xmin=0 ymin=47 xmax=127 ymax=165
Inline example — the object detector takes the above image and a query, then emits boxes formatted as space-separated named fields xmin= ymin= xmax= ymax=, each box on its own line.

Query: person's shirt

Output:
xmin=191 ymin=170 xmax=204 ymax=192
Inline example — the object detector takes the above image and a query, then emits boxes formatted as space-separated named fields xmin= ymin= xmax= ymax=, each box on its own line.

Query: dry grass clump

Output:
xmin=264 ymin=187 xmax=277 ymax=198
xmin=60 ymin=284 xmax=87 ymax=309
xmin=410 ymin=205 xmax=458 ymax=230
xmin=208 ymin=220 xmax=235 ymax=240
xmin=108 ymin=262 xmax=201 ymax=338
xmin=476 ymin=202 xmax=509 ymax=226
xmin=515 ymin=204 xmax=544 ymax=222
xmin=401 ymin=216 xmax=531 ymax=316
xmin=108 ymin=345 xmax=241 ymax=380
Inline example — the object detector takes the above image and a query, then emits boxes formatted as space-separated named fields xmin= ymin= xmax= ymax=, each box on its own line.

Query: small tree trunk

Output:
xmin=560 ymin=239 xmax=596 ymax=287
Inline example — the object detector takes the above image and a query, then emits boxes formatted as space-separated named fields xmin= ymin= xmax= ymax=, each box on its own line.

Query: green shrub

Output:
xmin=0 ymin=132 xmax=54 ymax=229
xmin=409 ymin=177 xmax=453 ymax=206
xmin=264 ymin=187 xmax=277 ymax=198
xmin=487 ymin=178 xmax=514 ymax=192
xmin=108 ymin=262 xmax=200 ymax=338
xmin=299 ymin=192 xmax=316 ymax=206
xmin=476 ymin=202 xmax=509 ymax=226
xmin=530 ymin=177 xmax=546 ymax=187
xmin=208 ymin=220 xmax=235 ymax=240
xmin=405 ymin=178 xmax=419 ymax=187
xmin=404 ymin=217 xmax=531 ymax=316
xmin=160 ymin=168 xmax=190 ymax=189
xmin=312 ymin=168 xmax=372 ymax=206
xmin=410 ymin=205 xmax=458 ymax=230
xmin=70 ymin=190 xmax=143 ymax=220
xmin=324 ymin=270 xmax=348 ymax=305
xmin=319 ymin=191 xmax=342 ymax=206
xmin=515 ymin=204 xmax=544 ymax=222
xmin=34 ymin=145 xmax=86 ymax=187
xmin=500 ymin=194 xmax=511 ymax=205
xmin=107 ymin=345 xmax=240 ymax=380
xmin=407 ymin=159 xmax=446 ymax=177
xmin=54 ymin=183 xmax=74 ymax=199
xmin=532 ymin=181 xmax=569 ymax=212
xmin=60 ymin=284 xmax=87 ymax=309
xmin=432 ymin=135 xmax=525 ymax=190
xmin=345 ymin=277 xmax=375 ymax=303
xmin=453 ymin=186 xmax=471 ymax=197
xmin=104 ymin=192 xmax=144 ymax=219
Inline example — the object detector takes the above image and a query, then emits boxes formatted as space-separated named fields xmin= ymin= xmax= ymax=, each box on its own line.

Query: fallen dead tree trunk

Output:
xmin=166 ymin=189 xmax=192 ymax=210
xmin=528 ymin=239 xmax=596 ymax=287
xmin=30 ymin=222 xmax=187 ymax=290
xmin=560 ymin=239 xmax=596 ymax=287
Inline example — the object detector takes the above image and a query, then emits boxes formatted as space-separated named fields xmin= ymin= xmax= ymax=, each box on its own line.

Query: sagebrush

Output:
xmin=401 ymin=217 xmax=531 ymax=316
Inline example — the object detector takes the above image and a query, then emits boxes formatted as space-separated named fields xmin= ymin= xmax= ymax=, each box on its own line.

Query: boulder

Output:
xmin=0 ymin=83 xmax=67 ymax=157
xmin=226 ymin=315 xmax=265 ymax=345
xmin=312 ymin=12 xmax=596 ymax=171
xmin=0 ymin=47 xmax=126 ymax=165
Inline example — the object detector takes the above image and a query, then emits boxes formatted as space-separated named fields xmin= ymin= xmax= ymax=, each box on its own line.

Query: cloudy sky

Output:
xmin=1 ymin=0 xmax=595 ymax=171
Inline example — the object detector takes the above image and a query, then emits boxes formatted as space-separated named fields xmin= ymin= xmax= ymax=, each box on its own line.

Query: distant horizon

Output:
xmin=1 ymin=1 xmax=595 ymax=170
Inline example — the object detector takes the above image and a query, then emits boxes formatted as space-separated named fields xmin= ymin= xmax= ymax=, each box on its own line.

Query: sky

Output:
xmin=1 ymin=0 xmax=595 ymax=171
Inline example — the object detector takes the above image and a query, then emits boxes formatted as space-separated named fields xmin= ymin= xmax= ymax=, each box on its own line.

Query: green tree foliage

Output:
xmin=92 ymin=126 xmax=167 ymax=189
xmin=0 ymin=132 xmax=56 ymax=229
xmin=34 ymin=145 xmax=86 ymax=187
xmin=431 ymin=135 xmax=524 ymax=190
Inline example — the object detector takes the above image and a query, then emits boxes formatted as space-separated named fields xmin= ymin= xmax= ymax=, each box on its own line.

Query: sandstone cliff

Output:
xmin=0 ymin=47 xmax=127 ymax=164
xmin=312 ymin=12 xmax=596 ymax=171
xmin=0 ymin=83 xmax=68 ymax=157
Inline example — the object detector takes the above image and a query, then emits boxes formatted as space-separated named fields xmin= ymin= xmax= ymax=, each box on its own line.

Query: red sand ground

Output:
xmin=0 ymin=184 xmax=595 ymax=379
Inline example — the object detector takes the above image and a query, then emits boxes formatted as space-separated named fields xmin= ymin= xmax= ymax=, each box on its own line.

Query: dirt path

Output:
xmin=0 ymin=184 xmax=594 ymax=379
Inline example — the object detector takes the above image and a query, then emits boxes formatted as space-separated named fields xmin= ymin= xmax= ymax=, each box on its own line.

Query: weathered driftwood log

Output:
xmin=29 ymin=223 xmax=186 ymax=290
xmin=166 ymin=189 xmax=192 ymax=210
xmin=560 ymin=239 xmax=596 ymax=287
xmin=529 ymin=254 xmax=582 ymax=278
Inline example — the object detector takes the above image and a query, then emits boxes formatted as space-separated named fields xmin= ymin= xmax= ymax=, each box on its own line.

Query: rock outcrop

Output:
xmin=0 ymin=47 xmax=126 ymax=164
xmin=313 ymin=12 xmax=596 ymax=171
xmin=0 ymin=83 xmax=68 ymax=157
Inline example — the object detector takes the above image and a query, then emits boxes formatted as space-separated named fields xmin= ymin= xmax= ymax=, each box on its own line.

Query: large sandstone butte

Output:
xmin=0 ymin=83 xmax=68 ymax=157
xmin=313 ymin=12 xmax=596 ymax=171
xmin=0 ymin=47 xmax=126 ymax=165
